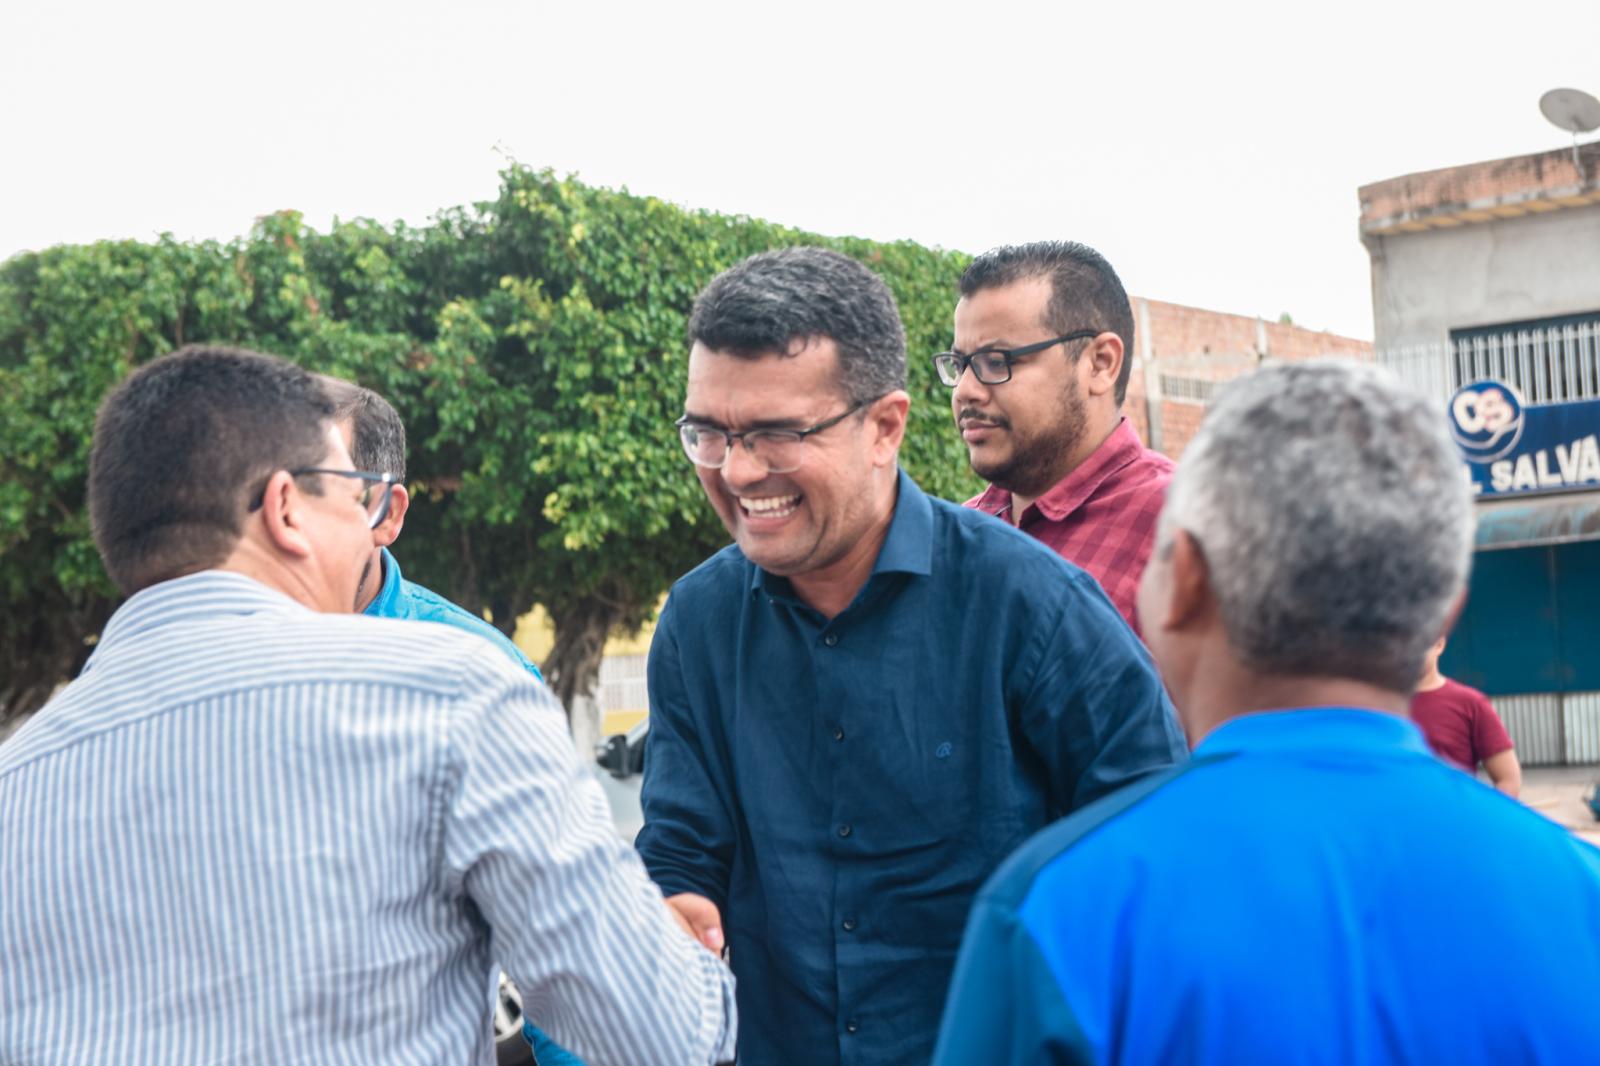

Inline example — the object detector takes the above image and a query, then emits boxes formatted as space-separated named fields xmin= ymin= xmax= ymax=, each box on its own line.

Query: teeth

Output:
xmin=740 ymin=494 xmax=801 ymax=515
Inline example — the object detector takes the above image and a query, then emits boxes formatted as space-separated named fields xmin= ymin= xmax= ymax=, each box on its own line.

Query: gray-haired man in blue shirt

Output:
xmin=637 ymin=247 xmax=1186 ymax=1066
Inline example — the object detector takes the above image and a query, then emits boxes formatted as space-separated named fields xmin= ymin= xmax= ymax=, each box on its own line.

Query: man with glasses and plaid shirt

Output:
xmin=636 ymin=248 xmax=1185 ymax=1066
xmin=942 ymin=241 xmax=1173 ymax=635
xmin=0 ymin=345 xmax=737 ymax=1065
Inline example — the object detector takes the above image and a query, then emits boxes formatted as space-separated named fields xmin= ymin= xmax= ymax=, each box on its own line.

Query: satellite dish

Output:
xmin=1540 ymin=88 xmax=1600 ymax=134
xmin=1539 ymin=88 xmax=1600 ymax=169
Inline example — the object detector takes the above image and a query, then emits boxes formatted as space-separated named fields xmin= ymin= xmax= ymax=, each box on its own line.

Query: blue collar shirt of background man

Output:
xmin=364 ymin=546 xmax=541 ymax=679
xmin=636 ymin=468 xmax=1187 ymax=1066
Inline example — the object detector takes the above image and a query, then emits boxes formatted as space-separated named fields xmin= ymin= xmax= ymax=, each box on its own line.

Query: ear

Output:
xmin=867 ymin=390 xmax=911 ymax=466
xmin=257 ymin=470 xmax=317 ymax=559
xmin=1157 ymin=529 xmax=1213 ymax=632
xmin=372 ymin=483 xmax=409 ymax=548
xmin=1082 ymin=332 xmax=1124 ymax=401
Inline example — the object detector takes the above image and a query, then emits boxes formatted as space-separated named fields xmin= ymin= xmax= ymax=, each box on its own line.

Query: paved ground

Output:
xmin=1521 ymin=765 xmax=1600 ymax=847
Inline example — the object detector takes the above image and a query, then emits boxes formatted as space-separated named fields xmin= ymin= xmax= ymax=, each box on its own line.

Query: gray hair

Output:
xmin=1158 ymin=360 xmax=1473 ymax=692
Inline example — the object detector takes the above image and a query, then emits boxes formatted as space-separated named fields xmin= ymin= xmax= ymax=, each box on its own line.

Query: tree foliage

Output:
xmin=0 ymin=166 xmax=980 ymax=730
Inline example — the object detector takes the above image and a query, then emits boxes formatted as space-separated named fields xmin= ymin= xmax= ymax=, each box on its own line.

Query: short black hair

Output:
xmin=89 ymin=345 xmax=336 ymax=595
xmin=687 ymin=246 xmax=907 ymax=405
xmin=959 ymin=241 xmax=1137 ymax=404
xmin=319 ymin=376 xmax=407 ymax=482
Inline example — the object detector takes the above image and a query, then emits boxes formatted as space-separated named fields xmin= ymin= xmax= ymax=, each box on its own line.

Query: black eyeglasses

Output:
xmin=248 ymin=467 xmax=397 ymax=530
xmin=676 ymin=400 xmax=871 ymax=474
xmin=932 ymin=330 xmax=1101 ymax=387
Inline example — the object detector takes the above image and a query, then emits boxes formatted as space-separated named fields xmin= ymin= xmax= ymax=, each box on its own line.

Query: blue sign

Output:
xmin=1448 ymin=380 xmax=1600 ymax=497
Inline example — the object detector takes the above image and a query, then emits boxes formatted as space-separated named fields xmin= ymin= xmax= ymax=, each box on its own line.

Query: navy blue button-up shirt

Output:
xmin=637 ymin=470 xmax=1186 ymax=1066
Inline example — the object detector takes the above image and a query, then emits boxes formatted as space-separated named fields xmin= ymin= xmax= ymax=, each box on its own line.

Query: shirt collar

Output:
xmin=748 ymin=468 xmax=934 ymax=595
xmin=363 ymin=547 xmax=403 ymax=618
xmin=87 ymin=570 xmax=305 ymax=672
xmin=1194 ymin=706 xmax=1432 ymax=760
xmin=972 ymin=416 xmax=1144 ymax=522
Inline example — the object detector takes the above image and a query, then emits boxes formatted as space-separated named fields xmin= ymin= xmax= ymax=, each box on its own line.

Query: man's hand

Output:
xmin=665 ymin=892 xmax=725 ymax=955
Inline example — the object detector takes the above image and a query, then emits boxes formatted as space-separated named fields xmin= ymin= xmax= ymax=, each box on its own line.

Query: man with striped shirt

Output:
xmin=320 ymin=374 xmax=581 ymax=1066
xmin=0 ymin=346 xmax=736 ymax=1065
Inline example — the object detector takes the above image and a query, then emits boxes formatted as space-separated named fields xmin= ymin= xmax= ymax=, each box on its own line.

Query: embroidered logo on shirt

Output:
xmin=935 ymin=742 xmax=953 ymax=759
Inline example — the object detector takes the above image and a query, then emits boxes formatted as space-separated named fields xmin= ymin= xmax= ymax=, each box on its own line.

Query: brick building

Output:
xmin=1121 ymin=296 xmax=1372 ymax=459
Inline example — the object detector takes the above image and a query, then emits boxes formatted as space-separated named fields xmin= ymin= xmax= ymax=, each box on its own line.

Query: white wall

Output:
xmin=1368 ymin=203 xmax=1600 ymax=349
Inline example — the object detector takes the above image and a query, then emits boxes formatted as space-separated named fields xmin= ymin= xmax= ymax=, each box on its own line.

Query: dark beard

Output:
xmin=971 ymin=376 xmax=1087 ymax=498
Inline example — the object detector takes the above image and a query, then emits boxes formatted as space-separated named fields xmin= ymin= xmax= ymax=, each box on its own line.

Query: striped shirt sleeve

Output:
xmin=437 ymin=663 xmax=737 ymax=1064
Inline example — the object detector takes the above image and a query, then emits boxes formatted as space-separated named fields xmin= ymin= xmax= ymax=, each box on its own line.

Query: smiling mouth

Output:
xmin=737 ymin=493 xmax=802 ymax=519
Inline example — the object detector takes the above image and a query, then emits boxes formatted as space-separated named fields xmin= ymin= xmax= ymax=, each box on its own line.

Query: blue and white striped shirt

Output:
xmin=0 ymin=571 xmax=736 ymax=1065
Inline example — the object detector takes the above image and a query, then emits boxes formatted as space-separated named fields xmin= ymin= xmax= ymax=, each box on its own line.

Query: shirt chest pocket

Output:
xmin=832 ymin=695 xmax=1020 ymax=851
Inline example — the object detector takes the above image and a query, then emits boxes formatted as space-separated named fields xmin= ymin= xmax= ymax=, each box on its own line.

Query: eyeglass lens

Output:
xmin=680 ymin=425 xmax=805 ymax=474
xmin=935 ymin=351 xmax=1012 ymax=386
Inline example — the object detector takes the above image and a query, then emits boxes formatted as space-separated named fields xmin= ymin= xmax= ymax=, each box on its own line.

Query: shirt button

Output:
xmin=842 ymin=917 xmax=857 ymax=932
xmin=823 ymin=633 xmax=839 ymax=647
xmin=845 ymin=1020 xmax=860 ymax=1034
xmin=837 ymin=824 xmax=852 ymax=838
xmin=832 ymin=726 xmax=844 ymax=741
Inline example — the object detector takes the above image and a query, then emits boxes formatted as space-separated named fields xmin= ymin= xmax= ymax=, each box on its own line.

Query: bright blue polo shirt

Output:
xmin=363 ymin=548 xmax=541 ymax=680
xmin=933 ymin=707 xmax=1600 ymax=1066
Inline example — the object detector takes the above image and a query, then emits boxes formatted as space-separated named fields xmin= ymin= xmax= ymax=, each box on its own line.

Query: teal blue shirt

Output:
xmin=363 ymin=548 xmax=541 ymax=680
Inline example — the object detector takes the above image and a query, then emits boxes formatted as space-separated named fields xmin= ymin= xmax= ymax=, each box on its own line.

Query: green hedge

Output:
xmin=0 ymin=165 xmax=980 ymax=721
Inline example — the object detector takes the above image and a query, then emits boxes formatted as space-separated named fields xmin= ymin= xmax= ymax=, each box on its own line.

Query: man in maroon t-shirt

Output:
xmin=942 ymin=241 xmax=1172 ymax=635
xmin=1410 ymin=637 xmax=1522 ymax=796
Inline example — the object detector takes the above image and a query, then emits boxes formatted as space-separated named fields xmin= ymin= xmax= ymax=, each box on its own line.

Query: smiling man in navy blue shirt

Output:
xmin=636 ymin=247 xmax=1185 ymax=1066
xmin=934 ymin=362 xmax=1600 ymax=1065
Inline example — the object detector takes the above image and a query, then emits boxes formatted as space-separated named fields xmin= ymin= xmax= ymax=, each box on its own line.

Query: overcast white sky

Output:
xmin=4 ymin=1 xmax=1598 ymax=341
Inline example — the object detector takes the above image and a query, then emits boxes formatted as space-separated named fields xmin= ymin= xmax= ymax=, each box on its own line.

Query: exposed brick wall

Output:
xmin=1118 ymin=296 xmax=1373 ymax=459
xmin=1142 ymin=298 xmax=1261 ymax=360
xmin=1154 ymin=401 xmax=1206 ymax=454
xmin=1359 ymin=142 xmax=1600 ymax=235
xmin=1123 ymin=370 xmax=1151 ymax=445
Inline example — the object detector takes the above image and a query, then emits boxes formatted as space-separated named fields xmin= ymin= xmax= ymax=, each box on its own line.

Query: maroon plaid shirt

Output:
xmin=965 ymin=418 xmax=1173 ymax=635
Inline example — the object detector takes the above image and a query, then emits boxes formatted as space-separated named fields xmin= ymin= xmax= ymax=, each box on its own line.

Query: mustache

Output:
xmin=956 ymin=407 xmax=1009 ymax=430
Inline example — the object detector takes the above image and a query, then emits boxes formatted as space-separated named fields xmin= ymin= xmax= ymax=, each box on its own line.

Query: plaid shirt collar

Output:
xmin=972 ymin=417 xmax=1146 ymax=523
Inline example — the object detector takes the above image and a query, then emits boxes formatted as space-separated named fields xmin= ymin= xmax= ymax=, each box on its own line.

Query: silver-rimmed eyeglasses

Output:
xmin=249 ymin=468 xmax=397 ymax=529
xmin=676 ymin=400 xmax=870 ymax=474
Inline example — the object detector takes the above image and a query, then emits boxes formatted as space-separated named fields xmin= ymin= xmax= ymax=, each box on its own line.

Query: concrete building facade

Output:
xmin=1363 ymin=143 xmax=1600 ymax=766
xmin=1361 ymin=142 xmax=1600 ymax=349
